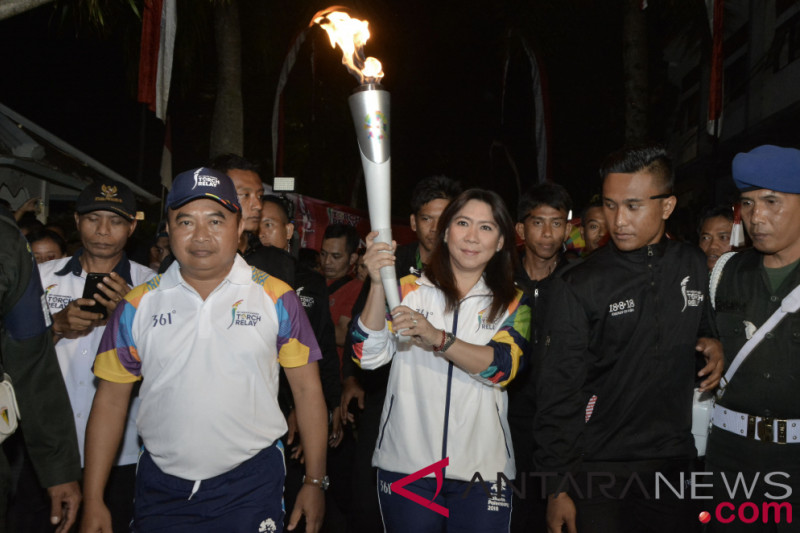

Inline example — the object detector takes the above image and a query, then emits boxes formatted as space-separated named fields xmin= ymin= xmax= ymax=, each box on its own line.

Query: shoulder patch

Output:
xmin=125 ymin=275 xmax=162 ymax=309
xmin=251 ymin=266 xmax=271 ymax=287
xmin=251 ymin=266 xmax=293 ymax=303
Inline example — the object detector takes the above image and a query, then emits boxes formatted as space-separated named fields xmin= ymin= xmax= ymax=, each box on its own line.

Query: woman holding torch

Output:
xmin=351 ymin=189 xmax=531 ymax=532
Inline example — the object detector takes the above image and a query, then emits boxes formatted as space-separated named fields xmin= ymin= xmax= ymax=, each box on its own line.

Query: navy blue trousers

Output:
xmin=377 ymin=468 xmax=512 ymax=533
xmin=133 ymin=443 xmax=285 ymax=533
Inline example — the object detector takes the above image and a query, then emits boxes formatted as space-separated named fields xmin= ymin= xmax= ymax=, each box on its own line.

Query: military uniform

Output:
xmin=706 ymin=144 xmax=800 ymax=532
xmin=0 ymin=206 xmax=80 ymax=528
xmin=707 ymin=251 xmax=800 ymax=532
xmin=712 ymin=249 xmax=800 ymax=427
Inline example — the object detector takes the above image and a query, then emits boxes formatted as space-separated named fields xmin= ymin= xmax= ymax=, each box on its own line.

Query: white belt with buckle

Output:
xmin=712 ymin=404 xmax=800 ymax=444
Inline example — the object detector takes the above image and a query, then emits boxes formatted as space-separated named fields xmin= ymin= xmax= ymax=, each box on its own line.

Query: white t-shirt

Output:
xmin=39 ymin=252 xmax=155 ymax=466
xmin=94 ymin=255 xmax=322 ymax=480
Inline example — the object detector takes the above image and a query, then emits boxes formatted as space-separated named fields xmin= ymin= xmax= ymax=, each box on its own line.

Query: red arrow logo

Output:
xmin=390 ymin=457 xmax=450 ymax=517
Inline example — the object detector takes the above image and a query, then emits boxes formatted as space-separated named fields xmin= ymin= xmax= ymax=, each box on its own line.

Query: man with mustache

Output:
xmin=706 ymin=145 xmax=800 ymax=532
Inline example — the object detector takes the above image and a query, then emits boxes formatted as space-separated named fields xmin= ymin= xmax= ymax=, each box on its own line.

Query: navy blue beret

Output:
xmin=732 ymin=145 xmax=800 ymax=193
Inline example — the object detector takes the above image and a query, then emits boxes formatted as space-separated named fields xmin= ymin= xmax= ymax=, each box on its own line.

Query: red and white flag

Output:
xmin=137 ymin=0 xmax=176 ymax=122
xmin=730 ymin=202 xmax=744 ymax=247
xmin=160 ymin=117 xmax=173 ymax=189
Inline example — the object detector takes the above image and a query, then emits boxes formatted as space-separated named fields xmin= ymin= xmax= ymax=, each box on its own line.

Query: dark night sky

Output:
xmin=0 ymin=0 xmax=637 ymax=216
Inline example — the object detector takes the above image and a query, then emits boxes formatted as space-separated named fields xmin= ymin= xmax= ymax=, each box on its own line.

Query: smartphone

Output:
xmin=81 ymin=273 xmax=109 ymax=319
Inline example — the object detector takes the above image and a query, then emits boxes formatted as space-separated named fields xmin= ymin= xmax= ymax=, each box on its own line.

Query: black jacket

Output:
xmin=507 ymin=252 xmax=571 ymax=419
xmin=534 ymin=239 xmax=714 ymax=493
xmin=394 ymin=242 xmax=423 ymax=279
xmin=293 ymin=264 xmax=341 ymax=408
xmin=0 ymin=207 xmax=81 ymax=489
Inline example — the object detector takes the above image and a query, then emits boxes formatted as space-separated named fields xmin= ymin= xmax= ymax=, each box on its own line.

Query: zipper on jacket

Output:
xmin=533 ymin=287 xmax=540 ymax=344
xmin=441 ymin=307 xmax=459 ymax=466
xmin=377 ymin=394 xmax=395 ymax=449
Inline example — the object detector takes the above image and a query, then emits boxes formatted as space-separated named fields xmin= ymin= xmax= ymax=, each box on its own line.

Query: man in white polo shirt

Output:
xmin=37 ymin=180 xmax=154 ymax=532
xmin=81 ymin=167 xmax=328 ymax=533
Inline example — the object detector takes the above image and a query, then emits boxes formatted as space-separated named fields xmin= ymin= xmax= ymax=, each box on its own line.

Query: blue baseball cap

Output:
xmin=166 ymin=167 xmax=241 ymax=213
xmin=732 ymin=145 xmax=800 ymax=194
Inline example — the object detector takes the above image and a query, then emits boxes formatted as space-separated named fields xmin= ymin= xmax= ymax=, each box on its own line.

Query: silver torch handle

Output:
xmin=348 ymin=84 xmax=400 ymax=311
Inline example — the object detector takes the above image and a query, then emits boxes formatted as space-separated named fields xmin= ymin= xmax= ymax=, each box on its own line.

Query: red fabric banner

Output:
xmin=291 ymin=193 xmax=415 ymax=251
xmin=137 ymin=0 xmax=163 ymax=111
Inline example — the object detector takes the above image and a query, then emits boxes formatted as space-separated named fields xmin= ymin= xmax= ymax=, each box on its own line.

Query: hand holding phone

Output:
xmin=80 ymin=273 xmax=110 ymax=319
xmin=52 ymin=297 xmax=104 ymax=339
xmin=88 ymin=272 xmax=132 ymax=318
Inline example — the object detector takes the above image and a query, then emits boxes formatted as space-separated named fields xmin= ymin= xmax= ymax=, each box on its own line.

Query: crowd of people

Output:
xmin=0 ymin=142 xmax=797 ymax=533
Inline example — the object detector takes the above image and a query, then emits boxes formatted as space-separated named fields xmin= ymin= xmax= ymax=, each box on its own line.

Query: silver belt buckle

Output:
xmin=757 ymin=417 xmax=775 ymax=443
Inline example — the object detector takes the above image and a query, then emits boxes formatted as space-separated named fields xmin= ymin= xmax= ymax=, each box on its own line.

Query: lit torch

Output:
xmin=314 ymin=8 xmax=400 ymax=311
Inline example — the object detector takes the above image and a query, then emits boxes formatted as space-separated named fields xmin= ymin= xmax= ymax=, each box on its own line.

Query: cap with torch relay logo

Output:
xmin=166 ymin=167 xmax=241 ymax=213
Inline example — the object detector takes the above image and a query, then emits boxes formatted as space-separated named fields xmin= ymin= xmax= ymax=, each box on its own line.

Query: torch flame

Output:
xmin=313 ymin=9 xmax=384 ymax=85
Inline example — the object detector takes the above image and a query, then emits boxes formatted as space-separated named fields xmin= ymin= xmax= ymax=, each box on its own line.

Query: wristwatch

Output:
xmin=302 ymin=475 xmax=330 ymax=491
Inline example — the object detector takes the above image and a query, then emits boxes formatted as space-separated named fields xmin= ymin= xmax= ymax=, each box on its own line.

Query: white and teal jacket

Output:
xmin=351 ymin=273 xmax=531 ymax=482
